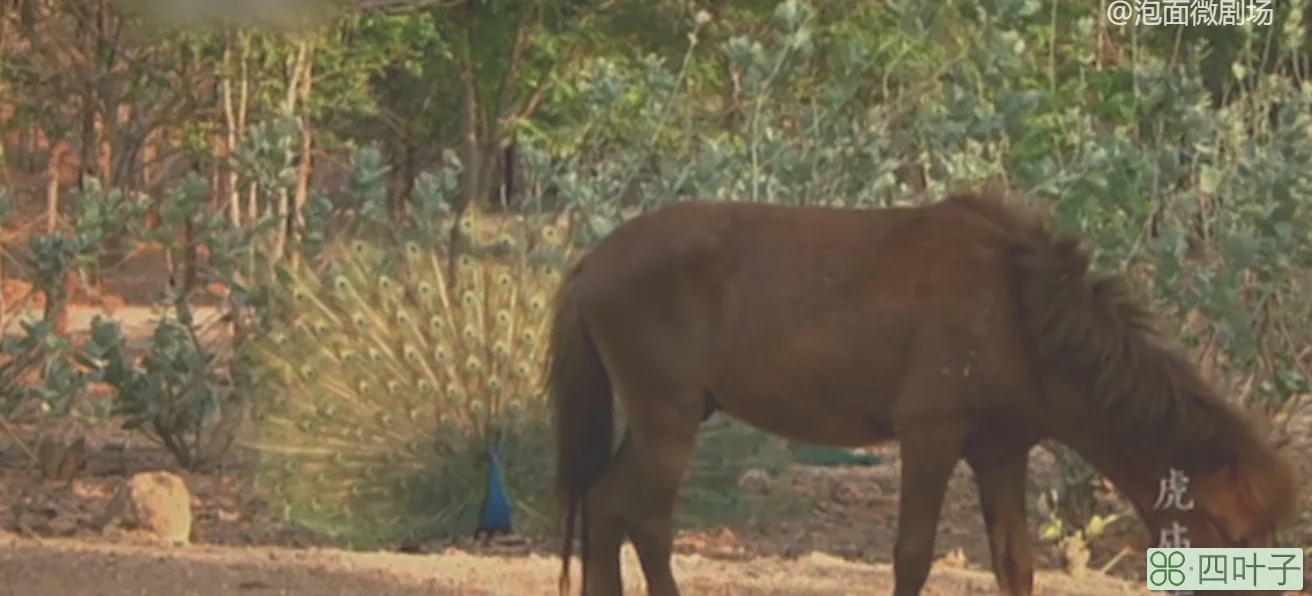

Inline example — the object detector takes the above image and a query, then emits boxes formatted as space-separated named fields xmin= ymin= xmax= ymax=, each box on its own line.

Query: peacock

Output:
xmin=475 ymin=442 xmax=514 ymax=542
xmin=241 ymin=205 xmax=571 ymax=548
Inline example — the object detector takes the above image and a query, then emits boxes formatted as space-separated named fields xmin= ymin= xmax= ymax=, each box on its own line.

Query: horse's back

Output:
xmin=567 ymin=199 xmax=1038 ymax=444
xmin=573 ymin=200 xmax=920 ymax=277
xmin=570 ymin=198 xmax=1021 ymax=322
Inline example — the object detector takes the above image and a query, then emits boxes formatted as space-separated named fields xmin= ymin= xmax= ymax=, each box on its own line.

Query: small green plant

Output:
xmin=77 ymin=173 xmax=277 ymax=471
xmin=0 ymin=180 xmax=144 ymax=469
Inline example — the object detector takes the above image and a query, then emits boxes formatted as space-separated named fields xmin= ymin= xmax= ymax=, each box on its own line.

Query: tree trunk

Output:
xmin=289 ymin=39 xmax=315 ymax=265
xmin=44 ymin=147 xmax=72 ymax=336
xmin=384 ymin=140 xmax=418 ymax=219
xmin=289 ymin=120 xmax=312 ymax=267
xmin=221 ymin=27 xmax=249 ymax=226
xmin=270 ymin=36 xmax=312 ymax=264
xmin=46 ymin=144 xmax=63 ymax=233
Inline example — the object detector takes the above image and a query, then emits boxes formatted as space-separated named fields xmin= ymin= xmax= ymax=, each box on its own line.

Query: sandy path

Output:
xmin=1 ymin=306 xmax=221 ymax=336
xmin=0 ymin=534 xmax=1149 ymax=596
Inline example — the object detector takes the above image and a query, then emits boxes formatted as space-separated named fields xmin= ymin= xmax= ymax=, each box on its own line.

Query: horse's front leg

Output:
xmin=892 ymin=422 xmax=966 ymax=596
xmin=967 ymin=447 xmax=1036 ymax=596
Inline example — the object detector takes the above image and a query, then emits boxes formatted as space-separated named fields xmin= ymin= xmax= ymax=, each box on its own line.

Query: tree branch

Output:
xmin=495 ymin=7 xmax=531 ymax=123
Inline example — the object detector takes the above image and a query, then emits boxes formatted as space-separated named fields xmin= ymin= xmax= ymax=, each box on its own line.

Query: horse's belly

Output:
xmin=709 ymin=388 xmax=895 ymax=447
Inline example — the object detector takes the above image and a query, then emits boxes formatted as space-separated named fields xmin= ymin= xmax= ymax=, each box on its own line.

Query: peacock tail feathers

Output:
xmin=244 ymin=207 xmax=571 ymax=548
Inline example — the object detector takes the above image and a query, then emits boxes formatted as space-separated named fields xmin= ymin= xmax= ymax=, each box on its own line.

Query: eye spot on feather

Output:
xmin=494 ymin=233 xmax=516 ymax=251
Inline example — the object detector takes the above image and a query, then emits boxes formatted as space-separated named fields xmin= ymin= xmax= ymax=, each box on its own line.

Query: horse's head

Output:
xmin=1154 ymin=443 xmax=1296 ymax=538
xmin=1137 ymin=450 xmax=1300 ymax=596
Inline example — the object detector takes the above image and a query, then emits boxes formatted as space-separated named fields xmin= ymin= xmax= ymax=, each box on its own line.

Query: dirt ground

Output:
xmin=0 ymin=532 xmax=1150 ymax=596
xmin=1 ymin=205 xmax=1309 ymax=595
xmin=0 ymin=304 xmax=1179 ymax=596
xmin=0 ymin=429 xmax=1164 ymax=596
xmin=2 ymin=371 xmax=1308 ymax=596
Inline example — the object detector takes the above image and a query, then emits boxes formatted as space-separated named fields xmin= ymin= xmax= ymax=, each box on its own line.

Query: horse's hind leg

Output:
xmin=585 ymin=393 xmax=702 ymax=596
xmin=967 ymin=449 xmax=1035 ymax=596
xmin=892 ymin=423 xmax=967 ymax=596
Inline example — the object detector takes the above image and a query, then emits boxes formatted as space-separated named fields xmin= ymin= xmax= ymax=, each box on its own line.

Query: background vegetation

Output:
xmin=1 ymin=0 xmax=1309 ymax=555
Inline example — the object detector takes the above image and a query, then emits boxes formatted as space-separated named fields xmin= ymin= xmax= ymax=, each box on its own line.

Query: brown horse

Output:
xmin=546 ymin=191 xmax=1299 ymax=596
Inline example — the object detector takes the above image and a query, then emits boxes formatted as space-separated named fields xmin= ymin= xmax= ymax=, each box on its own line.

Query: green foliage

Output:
xmin=0 ymin=318 xmax=94 ymax=420
xmin=82 ymin=310 xmax=242 ymax=471
xmin=65 ymin=174 xmax=280 ymax=471
xmin=0 ymin=180 xmax=147 ymax=425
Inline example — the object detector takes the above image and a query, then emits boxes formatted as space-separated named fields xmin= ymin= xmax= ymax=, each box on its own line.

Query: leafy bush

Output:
xmin=75 ymin=174 xmax=277 ymax=471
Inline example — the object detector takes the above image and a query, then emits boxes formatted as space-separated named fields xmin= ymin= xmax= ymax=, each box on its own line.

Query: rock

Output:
xmin=93 ymin=471 xmax=193 ymax=545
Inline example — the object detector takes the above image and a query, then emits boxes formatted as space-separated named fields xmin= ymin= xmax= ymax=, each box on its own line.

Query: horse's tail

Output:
xmin=547 ymin=259 xmax=614 ymax=596
xmin=950 ymin=191 xmax=1298 ymax=539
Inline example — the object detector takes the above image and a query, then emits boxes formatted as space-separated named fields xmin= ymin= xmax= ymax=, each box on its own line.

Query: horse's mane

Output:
xmin=943 ymin=192 xmax=1187 ymax=433
xmin=943 ymin=189 xmax=1297 ymax=534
